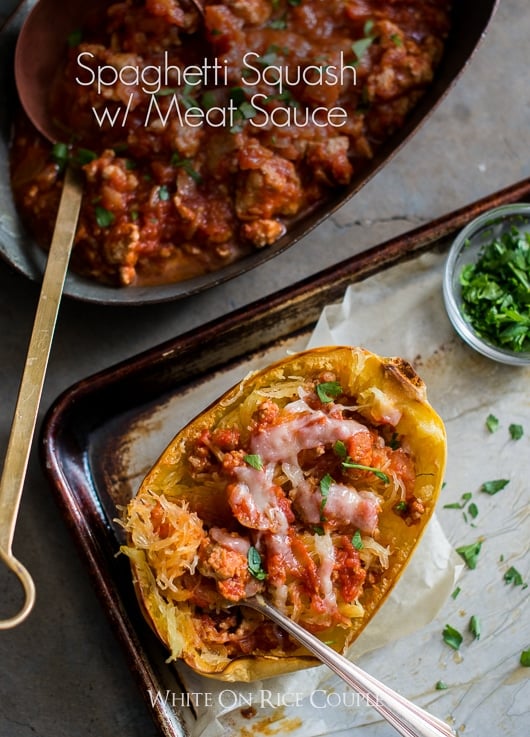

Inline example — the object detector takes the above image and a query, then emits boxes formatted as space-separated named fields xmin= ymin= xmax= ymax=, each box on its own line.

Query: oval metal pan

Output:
xmin=0 ymin=0 xmax=498 ymax=306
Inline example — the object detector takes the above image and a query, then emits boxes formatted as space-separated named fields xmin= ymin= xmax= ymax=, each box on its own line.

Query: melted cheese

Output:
xmin=293 ymin=479 xmax=380 ymax=533
xmin=231 ymin=463 xmax=290 ymax=532
xmin=251 ymin=403 xmax=365 ymax=463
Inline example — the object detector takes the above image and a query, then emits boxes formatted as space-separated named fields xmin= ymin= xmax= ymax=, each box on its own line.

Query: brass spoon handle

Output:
xmin=244 ymin=596 xmax=456 ymax=737
xmin=0 ymin=165 xmax=82 ymax=628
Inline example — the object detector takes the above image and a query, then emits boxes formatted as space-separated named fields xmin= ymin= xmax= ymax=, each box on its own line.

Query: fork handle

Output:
xmin=246 ymin=596 xmax=455 ymax=737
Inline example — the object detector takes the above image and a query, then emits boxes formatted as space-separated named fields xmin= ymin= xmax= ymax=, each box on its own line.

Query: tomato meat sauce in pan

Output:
xmin=10 ymin=0 xmax=451 ymax=287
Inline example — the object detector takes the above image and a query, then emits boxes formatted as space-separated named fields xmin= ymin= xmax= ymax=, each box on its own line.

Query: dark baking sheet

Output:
xmin=40 ymin=177 xmax=530 ymax=737
xmin=1 ymin=0 xmax=498 ymax=305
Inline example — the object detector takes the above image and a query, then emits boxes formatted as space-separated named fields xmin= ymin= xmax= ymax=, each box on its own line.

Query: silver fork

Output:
xmin=241 ymin=595 xmax=455 ymax=737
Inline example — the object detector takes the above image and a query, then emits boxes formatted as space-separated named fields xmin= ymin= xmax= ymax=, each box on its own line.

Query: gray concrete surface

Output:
xmin=0 ymin=0 xmax=529 ymax=735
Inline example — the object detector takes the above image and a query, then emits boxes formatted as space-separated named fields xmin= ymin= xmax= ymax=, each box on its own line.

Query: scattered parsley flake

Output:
xmin=75 ymin=148 xmax=97 ymax=166
xmin=486 ymin=414 xmax=500 ymax=433
xmin=170 ymin=152 xmax=202 ymax=183
xmin=316 ymin=381 xmax=342 ymax=403
xmin=351 ymin=530 xmax=363 ymax=550
xmin=456 ymin=540 xmax=482 ymax=569
xmin=451 ymin=586 xmax=461 ymax=600
xmin=469 ymin=615 xmax=481 ymax=640
xmin=444 ymin=492 xmax=472 ymax=510
xmin=268 ymin=12 xmax=287 ymax=29
xmin=244 ymin=454 xmax=263 ymax=471
xmin=351 ymin=36 xmax=374 ymax=61
xmin=247 ymin=546 xmax=267 ymax=580
xmin=342 ymin=460 xmax=389 ymax=484
xmin=51 ymin=142 xmax=69 ymax=169
xmin=504 ymin=566 xmax=524 ymax=587
xmin=320 ymin=473 xmax=333 ymax=512
xmin=333 ymin=440 xmax=348 ymax=458
xmin=435 ymin=680 xmax=448 ymax=690
xmin=481 ymin=479 xmax=510 ymax=495
xmin=442 ymin=624 xmax=463 ymax=650
xmin=95 ymin=206 xmax=115 ymax=228
xmin=509 ymin=423 xmax=524 ymax=440
xmin=67 ymin=29 xmax=82 ymax=47
xmin=520 ymin=649 xmax=530 ymax=667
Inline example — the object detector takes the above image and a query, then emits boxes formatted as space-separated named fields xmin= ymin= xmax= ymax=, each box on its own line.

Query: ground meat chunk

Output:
xmin=305 ymin=137 xmax=353 ymax=186
xmin=236 ymin=140 xmax=303 ymax=221
xmin=198 ymin=534 xmax=261 ymax=602
xmin=240 ymin=218 xmax=285 ymax=247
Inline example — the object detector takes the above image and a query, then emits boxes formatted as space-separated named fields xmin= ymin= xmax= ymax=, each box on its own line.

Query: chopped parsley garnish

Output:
xmin=351 ymin=19 xmax=377 ymax=62
xmin=442 ymin=624 xmax=463 ymax=650
xmin=451 ymin=586 xmax=461 ymax=600
xmin=467 ymin=502 xmax=479 ymax=520
xmin=435 ymin=680 xmax=448 ymax=690
xmin=268 ymin=12 xmax=287 ymax=29
xmin=486 ymin=413 xmax=499 ymax=433
xmin=247 ymin=546 xmax=267 ymax=580
xmin=67 ymin=29 xmax=82 ymax=47
xmin=158 ymin=185 xmax=170 ymax=201
xmin=456 ymin=540 xmax=482 ymax=569
xmin=509 ymin=423 xmax=524 ymax=440
xmin=394 ymin=501 xmax=408 ymax=514
xmin=75 ymin=148 xmax=97 ymax=166
xmin=459 ymin=225 xmax=530 ymax=353
xmin=316 ymin=381 xmax=342 ymax=403
xmin=444 ymin=492 xmax=472 ymax=510
xmin=504 ymin=566 xmax=525 ymax=587
xmin=334 ymin=438 xmax=389 ymax=482
xmin=51 ymin=142 xmax=69 ymax=170
xmin=255 ymin=45 xmax=287 ymax=66
xmin=521 ymin=649 xmax=530 ymax=667
xmin=481 ymin=478 xmax=509 ymax=495
xmin=170 ymin=152 xmax=202 ymax=183
xmin=244 ymin=454 xmax=263 ymax=471
xmin=351 ymin=530 xmax=363 ymax=550
xmin=320 ymin=473 xmax=333 ymax=512
xmin=200 ymin=91 xmax=217 ymax=110
xmin=95 ymin=206 xmax=115 ymax=228
xmin=469 ymin=615 xmax=481 ymax=640
xmin=341 ymin=460 xmax=390 ymax=484
xmin=333 ymin=440 xmax=348 ymax=458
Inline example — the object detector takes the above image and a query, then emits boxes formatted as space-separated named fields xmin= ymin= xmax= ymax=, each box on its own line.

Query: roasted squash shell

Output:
xmin=121 ymin=346 xmax=446 ymax=681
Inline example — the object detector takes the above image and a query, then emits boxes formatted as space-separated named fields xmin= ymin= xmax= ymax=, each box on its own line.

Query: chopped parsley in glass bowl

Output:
xmin=443 ymin=203 xmax=530 ymax=366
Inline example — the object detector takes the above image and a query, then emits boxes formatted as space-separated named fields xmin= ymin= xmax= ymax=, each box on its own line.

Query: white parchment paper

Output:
xmin=172 ymin=252 xmax=507 ymax=737
xmin=125 ymin=251 xmax=529 ymax=737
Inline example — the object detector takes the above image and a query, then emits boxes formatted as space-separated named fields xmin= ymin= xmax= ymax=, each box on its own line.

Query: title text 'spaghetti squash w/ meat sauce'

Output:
xmin=10 ymin=0 xmax=451 ymax=287
xmin=121 ymin=347 xmax=447 ymax=681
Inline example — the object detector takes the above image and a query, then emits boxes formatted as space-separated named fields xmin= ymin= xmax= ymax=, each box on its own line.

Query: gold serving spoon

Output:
xmin=0 ymin=0 xmax=86 ymax=628
xmin=242 ymin=596 xmax=456 ymax=737
xmin=1 ymin=0 xmax=207 ymax=628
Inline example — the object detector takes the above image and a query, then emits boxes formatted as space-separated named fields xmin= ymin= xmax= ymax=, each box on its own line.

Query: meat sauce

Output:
xmin=134 ymin=370 xmax=420 ymax=656
xmin=10 ymin=0 xmax=451 ymax=287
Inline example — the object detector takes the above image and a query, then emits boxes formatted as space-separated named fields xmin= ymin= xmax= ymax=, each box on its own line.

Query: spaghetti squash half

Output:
xmin=121 ymin=346 xmax=446 ymax=681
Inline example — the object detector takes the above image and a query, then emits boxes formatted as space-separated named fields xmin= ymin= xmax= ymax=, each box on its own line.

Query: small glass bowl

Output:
xmin=443 ymin=203 xmax=530 ymax=366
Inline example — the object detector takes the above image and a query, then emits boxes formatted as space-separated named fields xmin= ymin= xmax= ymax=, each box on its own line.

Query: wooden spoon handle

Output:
xmin=0 ymin=165 xmax=82 ymax=628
